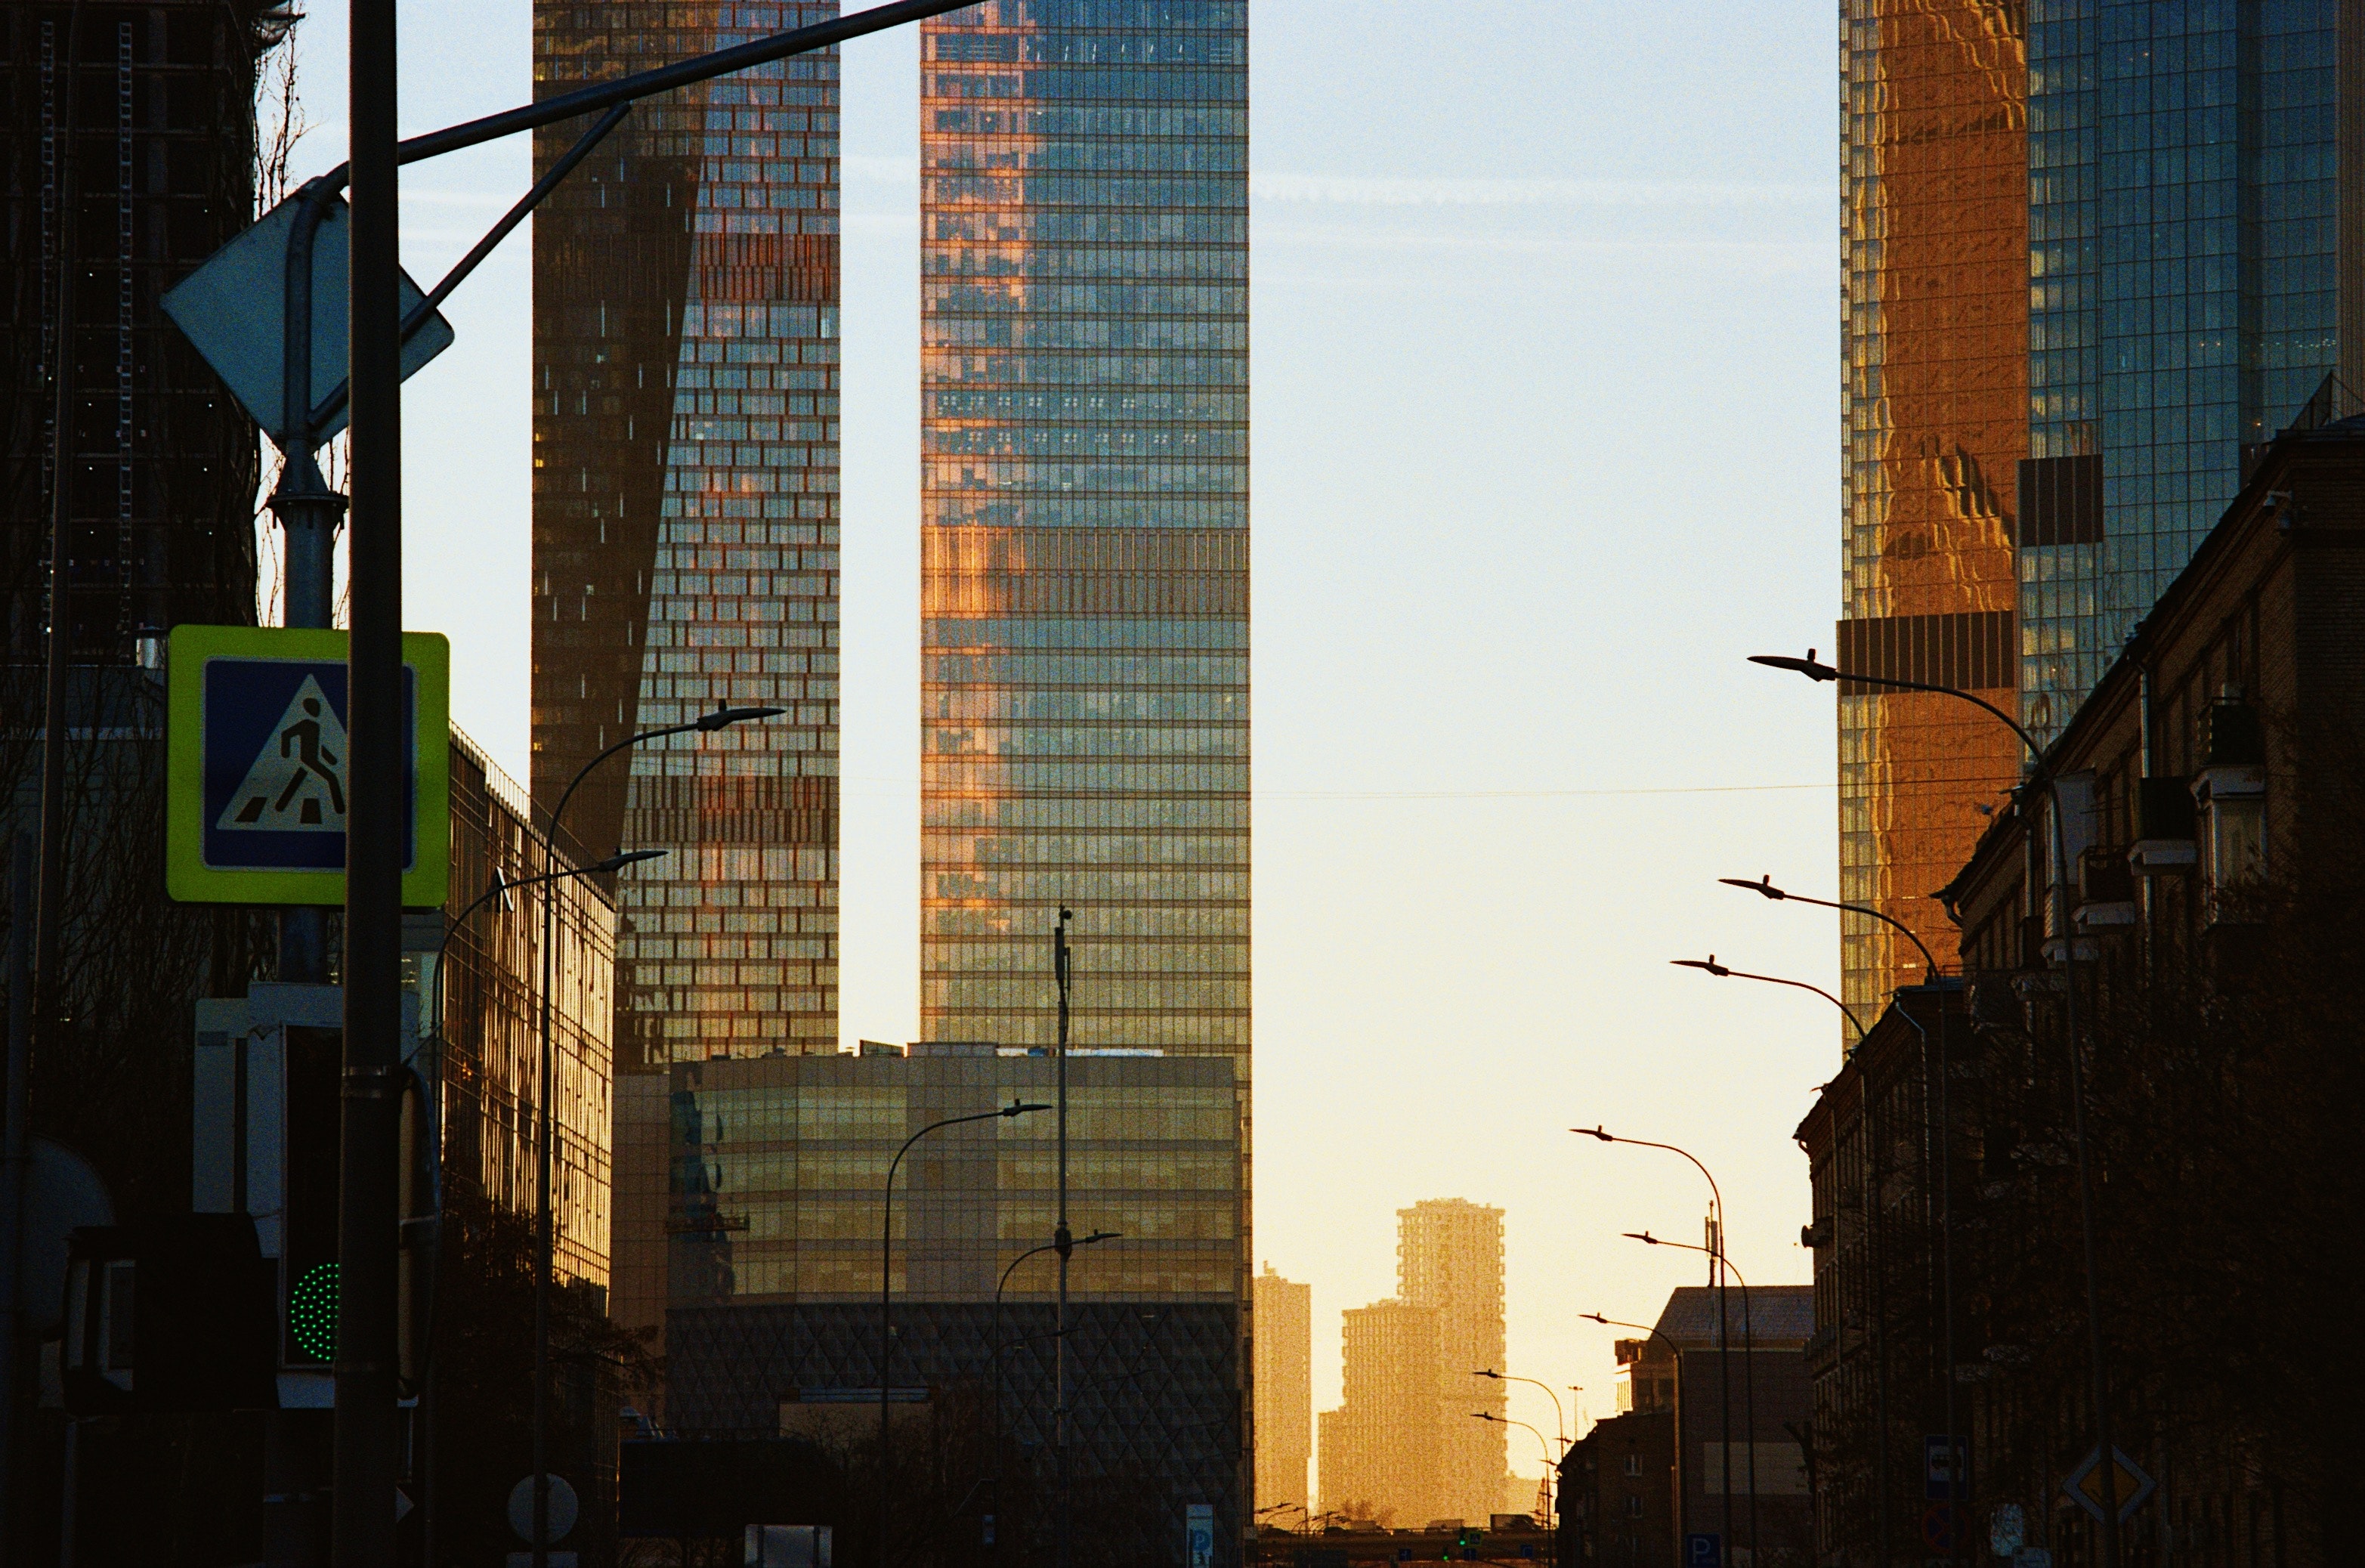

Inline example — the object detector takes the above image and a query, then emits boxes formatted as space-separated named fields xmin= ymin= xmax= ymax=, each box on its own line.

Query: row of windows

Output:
xmin=926 ymin=210 xmax=1245 ymax=246
xmin=923 ymin=616 xmax=1244 ymax=650
xmin=926 ymin=868 xmax=1248 ymax=902
xmin=921 ymin=458 xmax=1244 ymax=493
xmin=925 ymin=319 xmax=1245 ymax=353
xmin=923 ymin=67 xmax=1247 ymax=105
xmin=920 ymin=759 xmax=1247 ymax=793
xmin=927 ymin=350 xmax=1245 ymax=388
xmin=923 ymin=830 xmax=1247 ymax=869
xmin=926 ymin=905 xmax=1247 ymax=939
xmin=925 ymin=653 xmax=1244 ymax=687
xmin=923 ymin=244 xmax=1242 ymax=282
xmin=691 ymin=1249 xmax=1240 ymax=1304
xmin=925 ymin=800 xmax=1244 ymax=833
xmin=928 ymin=389 xmax=1242 ymax=422
xmin=928 ymin=937 xmax=1246 ymax=971
xmin=925 ymin=105 xmax=1244 ymax=140
xmin=926 ymin=281 xmax=1245 ymax=315
xmin=926 ymin=138 xmax=1242 ymax=175
xmin=924 ymin=173 xmax=1241 ymax=211
xmin=922 ymin=974 xmax=1247 ymax=1012
xmin=679 ymin=304 xmax=835 ymax=339
xmin=930 ymin=33 xmax=1241 ymax=68
xmin=926 ymin=687 xmax=1241 ymax=722
xmin=927 ymin=722 xmax=1245 ymax=758
xmin=925 ymin=496 xmax=1245 ymax=529
xmin=926 ymin=426 xmax=1244 ymax=457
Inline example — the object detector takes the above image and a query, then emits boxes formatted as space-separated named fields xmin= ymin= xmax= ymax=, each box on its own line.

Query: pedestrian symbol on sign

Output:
xmin=218 ymin=676 xmax=348 ymax=830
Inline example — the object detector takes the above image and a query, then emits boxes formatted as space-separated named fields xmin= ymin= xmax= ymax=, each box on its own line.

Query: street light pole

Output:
xmin=1625 ymin=1232 xmax=1758 ymax=1567
xmin=994 ymin=1231 xmax=1117 ymax=1554
xmin=1474 ymin=1369 xmax=1566 ymax=1450
xmin=1720 ymin=873 xmax=1964 ymax=1557
xmin=530 ymin=707 xmax=778 ymax=1568
xmin=1571 ymin=1129 xmax=1736 ymax=1556
xmin=1753 ymin=649 xmax=2119 ymax=1568
xmin=879 ymin=1100 xmax=1050 ymax=1566
xmin=1671 ymin=956 xmax=1869 ymax=1043
xmin=1473 ymin=1412 xmax=1558 ymax=1560
xmin=1052 ymin=908 xmax=1074 ymax=1568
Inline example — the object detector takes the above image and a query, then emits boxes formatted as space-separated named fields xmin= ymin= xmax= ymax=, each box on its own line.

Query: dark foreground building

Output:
xmin=654 ymin=1046 xmax=1247 ymax=1566
xmin=1801 ymin=416 xmax=2365 ymax=1566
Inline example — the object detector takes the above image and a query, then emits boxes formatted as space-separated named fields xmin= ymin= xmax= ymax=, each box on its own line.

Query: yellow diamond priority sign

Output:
xmin=2064 ymin=1446 xmax=2155 ymax=1524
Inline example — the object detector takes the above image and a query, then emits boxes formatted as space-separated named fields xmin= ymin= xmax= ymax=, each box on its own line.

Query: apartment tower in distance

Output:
xmin=533 ymin=0 xmax=841 ymax=1339
xmin=1842 ymin=4 xmax=2365 ymax=1018
xmin=1317 ymin=1200 xmax=1507 ymax=1527
xmin=1255 ymin=1264 xmax=1313 ymax=1523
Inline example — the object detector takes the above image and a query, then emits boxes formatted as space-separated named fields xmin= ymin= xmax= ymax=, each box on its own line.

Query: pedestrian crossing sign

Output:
xmin=165 ymin=624 xmax=449 ymax=907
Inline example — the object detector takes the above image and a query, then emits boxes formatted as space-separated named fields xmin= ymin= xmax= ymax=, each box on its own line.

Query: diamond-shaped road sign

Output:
xmin=160 ymin=190 xmax=453 ymax=447
xmin=165 ymin=624 xmax=449 ymax=908
xmin=2064 ymin=1445 xmax=2156 ymax=1524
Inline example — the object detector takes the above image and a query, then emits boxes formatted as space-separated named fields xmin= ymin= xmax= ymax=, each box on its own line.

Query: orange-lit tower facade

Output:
xmin=532 ymin=0 xmax=842 ymax=1071
xmin=1838 ymin=2 xmax=2026 ymax=1019
xmin=916 ymin=0 xmax=1250 ymax=1062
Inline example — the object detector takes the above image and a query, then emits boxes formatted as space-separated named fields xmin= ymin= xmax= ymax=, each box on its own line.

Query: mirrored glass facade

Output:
xmin=533 ymin=0 xmax=841 ymax=1071
xmin=1838 ymin=2 xmax=2030 ymax=1020
xmin=2020 ymin=0 xmax=2355 ymax=737
xmin=917 ymin=0 xmax=1250 ymax=1062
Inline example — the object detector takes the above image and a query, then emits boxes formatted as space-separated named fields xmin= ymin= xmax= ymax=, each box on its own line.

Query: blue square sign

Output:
xmin=167 ymin=625 xmax=449 ymax=906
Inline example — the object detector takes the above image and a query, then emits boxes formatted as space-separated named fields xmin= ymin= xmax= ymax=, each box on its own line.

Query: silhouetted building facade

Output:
xmin=660 ymin=1046 xmax=1247 ymax=1565
xmin=1804 ymin=416 xmax=2365 ymax=1568
xmin=1653 ymin=1286 xmax=1814 ymax=1568
xmin=1561 ymin=1410 xmax=1674 ymax=1568
xmin=6 ymin=1 xmax=270 ymax=662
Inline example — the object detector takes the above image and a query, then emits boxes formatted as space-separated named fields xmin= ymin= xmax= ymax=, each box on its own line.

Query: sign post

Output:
xmin=165 ymin=625 xmax=449 ymax=908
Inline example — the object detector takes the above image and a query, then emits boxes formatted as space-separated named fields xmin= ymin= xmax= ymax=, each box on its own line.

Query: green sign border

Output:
xmin=165 ymin=624 xmax=450 ymax=908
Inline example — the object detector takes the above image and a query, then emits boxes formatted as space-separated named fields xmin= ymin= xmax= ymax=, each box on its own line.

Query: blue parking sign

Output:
xmin=1686 ymin=1534 xmax=1723 ymax=1568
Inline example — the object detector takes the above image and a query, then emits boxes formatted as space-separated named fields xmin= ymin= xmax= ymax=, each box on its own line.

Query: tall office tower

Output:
xmin=1837 ymin=2 xmax=2029 ymax=1017
xmin=1254 ymin=1264 xmax=1313 ymax=1519
xmin=2020 ymin=3 xmax=2360 ymax=735
xmin=1396 ymin=1198 xmax=1507 ymax=1523
xmin=917 ymin=0 xmax=1250 ymax=1058
xmin=1320 ymin=1298 xmax=1443 ymax=1526
xmin=6 ymin=1 xmax=267 ymax=664
xmin=533 ymin=0 xmax=840 ymax=1072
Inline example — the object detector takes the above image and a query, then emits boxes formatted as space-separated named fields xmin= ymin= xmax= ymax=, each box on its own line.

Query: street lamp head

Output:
xmin=1572 ymin=1124 xmax=1614 ymax=1142
xmin=1080 ymin=1229 xmax=1122 ymax=1245
xmin=1748 ymin=650 xmax=1840 ymax=682
xmin=1623 ymin=1230 xmax=1661 ymax=1246
xmin=1470 ymin=1412 xmax=1497 ymax=1422
xmin=1720 ymin=874 xmax=1786 ymax=901
xmin=591 ymin=847 xmax=669 ymax=874
xmin=1671 ymin=956 xmax=1733 ymax=977
xmin=1579 ymin=1313 xmax=1609 ymax=1325
xmin=696 ymin=704 xmax=786 ymax=731
xmin=1004 ymin=1099 xmax=1054 ymax=1117
xmin=1473 ymin=1369 xmax=1503 ymax=1379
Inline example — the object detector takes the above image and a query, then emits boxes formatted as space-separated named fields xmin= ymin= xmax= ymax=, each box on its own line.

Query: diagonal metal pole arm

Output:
xmin=1724 ymin=878 xmax=1944 ymax=976
xmin=306 ymin=102 xmax=632 ymax=435
xmin=1724 ymin=967 xmax=1869 ymax=1039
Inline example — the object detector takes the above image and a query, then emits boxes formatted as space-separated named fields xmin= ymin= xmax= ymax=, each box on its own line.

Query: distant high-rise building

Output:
xmin=532 ymin=0 xmax=841 ymax=1070
xmin=1841 ymin=3 xmax=2365 ymax=1020
xmin=916 ymin=0 xmax=1250 ymax=1059
xmin=1321 ymin=1297 xmax=1442 ymax=1526
xmin=1319 ymin=1200 xmax=1508 ymax=1529
xmin=1254 ymin=1264 xmax=1312 ymax=1520
xmin=1397 ymin=1198 xmax=1506 ymax=1523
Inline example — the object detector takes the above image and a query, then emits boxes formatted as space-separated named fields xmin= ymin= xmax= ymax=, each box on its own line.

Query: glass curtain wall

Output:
xmin=2020 ymin=0 xmax=2350 ymax=739
xmin=917 ymin=0 xmax=1249 ymax=1063
xmin=533 ymin=0 xmax=842 ymax=1067
xmin=1838 ymin=0 xmax=2028 ymax=1022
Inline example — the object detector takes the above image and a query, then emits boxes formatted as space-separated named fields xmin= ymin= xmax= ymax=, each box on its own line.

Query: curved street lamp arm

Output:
xmin=1581 ymin=1313 xmax=1683 ymax=1358
xmin=1476 ymin=1370 xmax=1566 ymax=1446
xmin=1722 ymin=877 xmax=1943 ymax=977
xmin=1727 ymin=967 xmax=1869 ymax=1040
xmin=1571 ymin=1129 xmax=1726 ymax=1234
xmin=1749 ymin=656 xmax=2045 ymax=771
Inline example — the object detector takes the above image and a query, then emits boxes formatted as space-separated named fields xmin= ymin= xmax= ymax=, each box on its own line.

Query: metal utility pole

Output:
xmin=0 ymin=837 xmax=32 ymax=1566
xmin=330 ymin=0 xmax=404 ymax=1563
xmin=1053 ymin=907 xmax=1074 ymax=1568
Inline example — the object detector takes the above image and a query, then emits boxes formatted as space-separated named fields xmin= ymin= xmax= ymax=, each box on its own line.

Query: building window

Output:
xmin=1626 ymin=1494 xmax=1643 ymax=1517
xmin=1624 ymin=1454 xmax=1641 ymax=1478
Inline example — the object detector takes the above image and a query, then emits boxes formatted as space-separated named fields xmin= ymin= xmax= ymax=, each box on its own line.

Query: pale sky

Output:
xmin=279 ymin=0 xmax=1841 ymax=1479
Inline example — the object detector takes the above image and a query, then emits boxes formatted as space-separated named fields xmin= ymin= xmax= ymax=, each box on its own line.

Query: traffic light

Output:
xmin=281 ymin=1024 xmax=342 ymax=1365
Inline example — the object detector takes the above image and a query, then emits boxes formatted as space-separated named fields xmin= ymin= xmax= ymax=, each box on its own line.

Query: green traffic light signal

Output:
xmin=291 ymin=1261 xmax=339 ymax=1360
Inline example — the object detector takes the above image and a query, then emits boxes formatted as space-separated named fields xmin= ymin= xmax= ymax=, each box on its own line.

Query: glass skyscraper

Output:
xmin=917 ymin=0 xmax=1251 ymax=1063
xmin=2020 ymin=0 xmax=2352 ymax=735
xmin=533 ymin=0 xmax=841 ymax=1069
xmin=1838 ymin=2 xmax=2030 ymax=1019
xmin=1838 ymin=0 xmax=2359 ymax=1017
